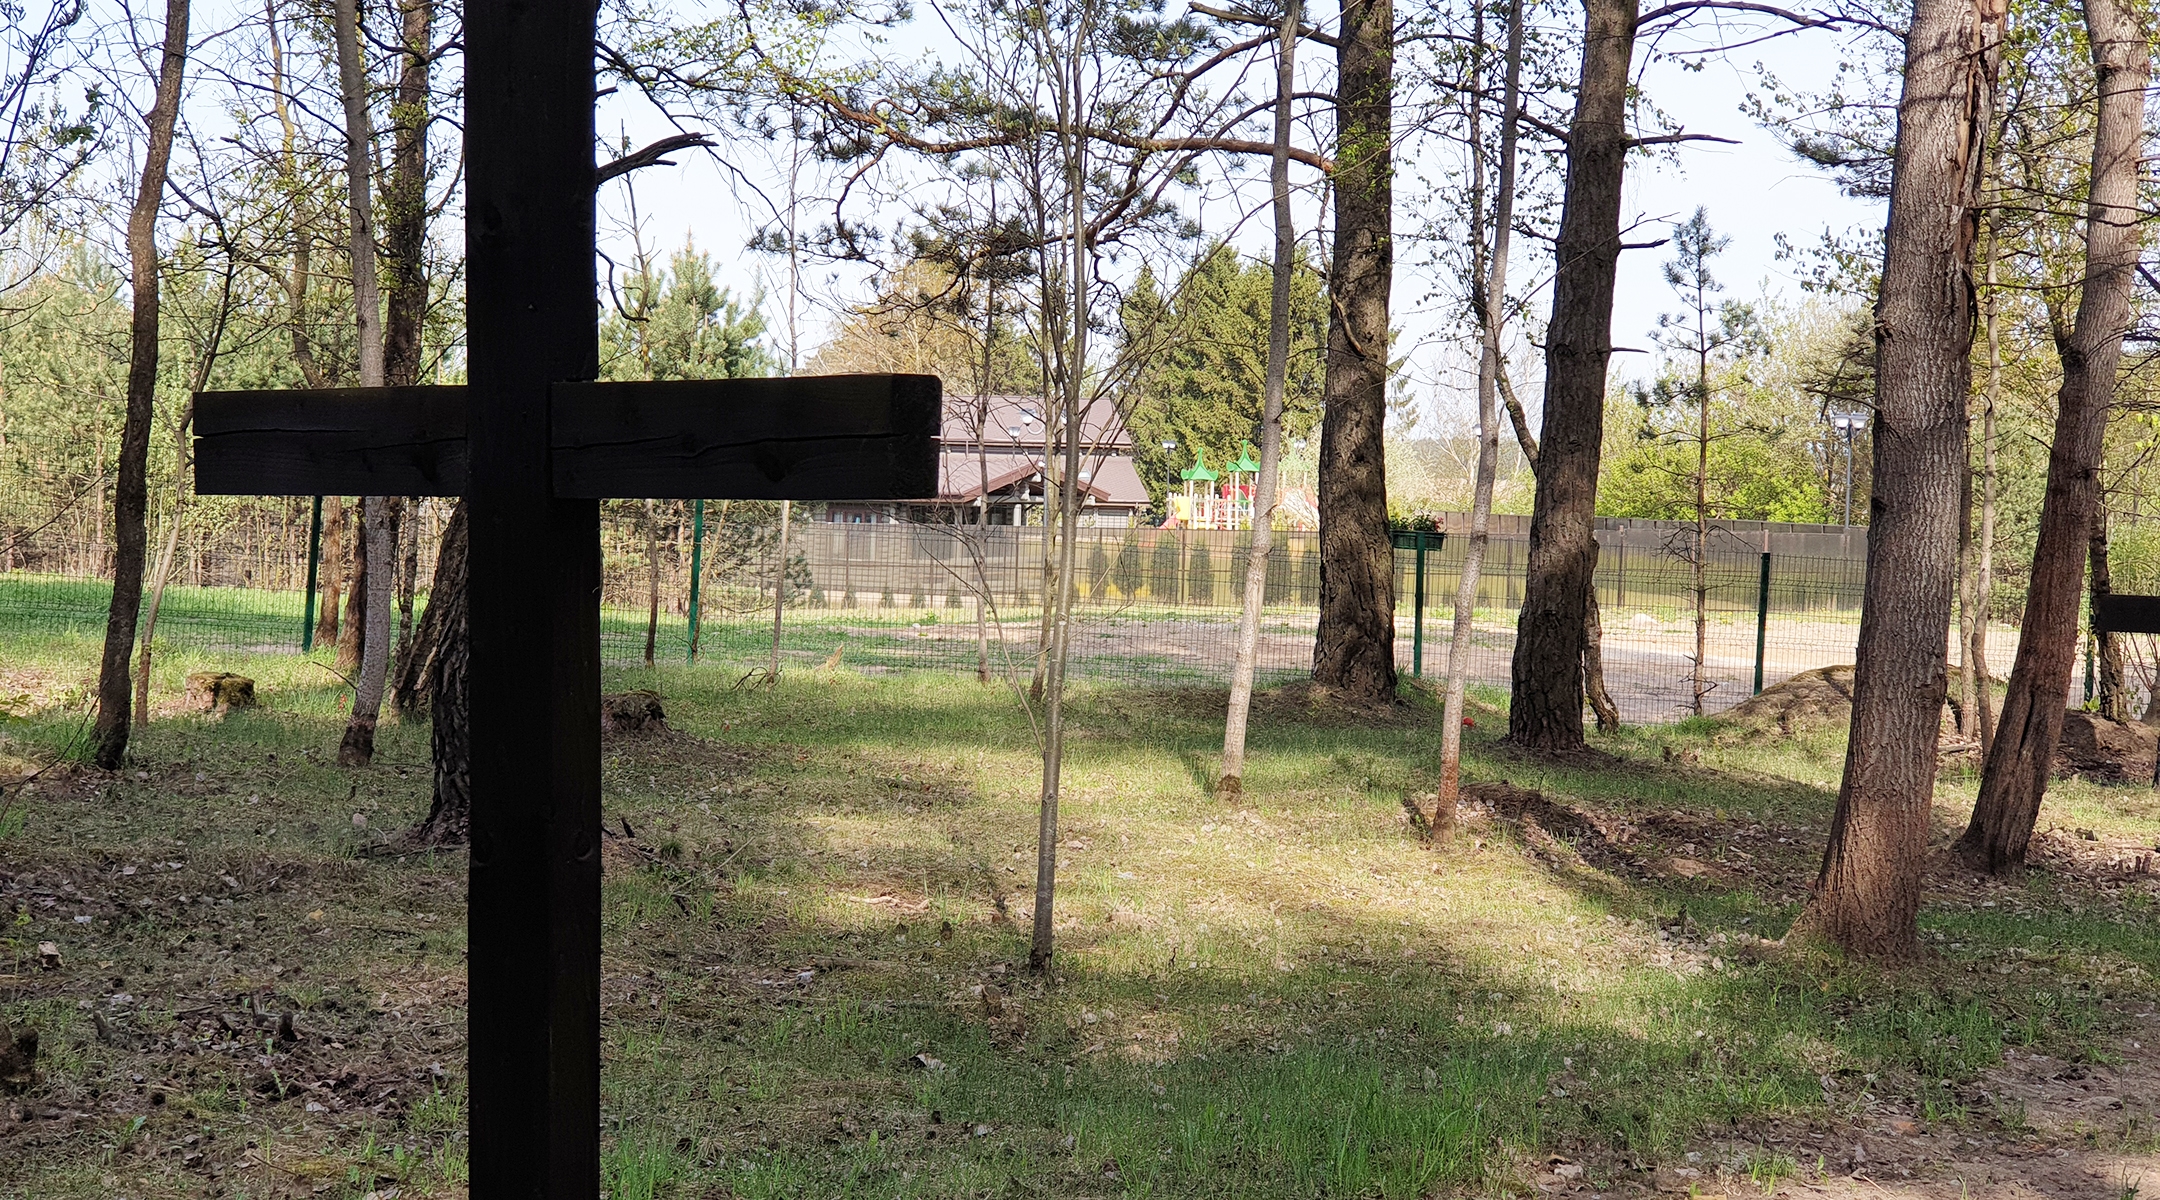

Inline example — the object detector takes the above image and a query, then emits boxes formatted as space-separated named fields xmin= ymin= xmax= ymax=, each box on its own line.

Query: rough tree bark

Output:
xmin=1953 ymin=0 xmax=2141 ymax=874
xmin=1507 ymin=0 xmax=1636 ymax=751
xmin=392 ymin=498 xmax=418 ymax=676
xmin=382 ymin=0 xmax=429 ymax=391
xmin=1498 ymin=374 xmax=1620 ymax=733
xmin=1310 ymin=0 xmax=1396 ymax=701
xmin=92 ymin=0 xmax=190 ymax=769
xmin=383 ymin=0 xmax=430 ymax=699
xmin=410 ymin=501 xmax=469 ymax=843
xmin=1796 ymin=0 xmax=2004 ymax=955
xmin=1218 ymin=0 xmax=1298 ymax=796
xmin=316 ymin=498 xmax=346 ymax=648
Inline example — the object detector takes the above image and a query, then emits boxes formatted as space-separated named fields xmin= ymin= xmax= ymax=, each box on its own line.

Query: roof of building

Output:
xmin=934 ymin=450 xmax=1150 ymax=508
xmin=940 ymin=394 xmax=1132 ymax=452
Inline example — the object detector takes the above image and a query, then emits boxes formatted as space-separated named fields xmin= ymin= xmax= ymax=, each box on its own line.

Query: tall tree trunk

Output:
xmin=92 ymin=0 xmax=190 ymax=769
xmin=333 ymin=0 xmax=391 ymax=765
xmin=1796 ymin=0 xmax=2004 ymax=955
xmin=337 ymin=522 xmax=366 ymax=671
xmin=1953 ymin=0 xmax=2141 ymax=874
xmin=411 ymin=501 xmax=469 ymax=843
xmin=1507 ymin=0 xmax=1636 ymax=751
xmin=316 ymin=497 xmax=345 ymax=647
xmin=392 ymin=497 xmax=419 ymax=681
xmin=644 ymin=499 xmax=660 ymax=667
xmin=1496 ymin=369 xmax=1618 ymax=731
xmin=380 ymin=0 xmax=433 ymax=726
xmin=2091 ymin=513 xmax=2126 ymax=719
xmin=1218 ymin=0 xmax=1299 ymax=796
xmin=382 ymin=0 xmax=429 ymax=390
xmin=1310 ymin=0 xmax=1395 ymax=701
xmin=1436 ymin=0 xmax=1524 ymax=824
xmin=338 ymin=498 xmax=393 ymax=764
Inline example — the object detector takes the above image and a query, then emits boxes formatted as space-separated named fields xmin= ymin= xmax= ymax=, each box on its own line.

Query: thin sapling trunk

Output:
xmin=1438 ymin=0 xmax=1524 ymax=825
xmin=1954 ymin=0 xmax=2143 ymax=874
xmin=334 ymin=0 xmax=392 ymax=765
xmin=1218 ymin=0 xmax=1299 ymax=796
xmin=93 ymin=0 xmax=190 ymax=768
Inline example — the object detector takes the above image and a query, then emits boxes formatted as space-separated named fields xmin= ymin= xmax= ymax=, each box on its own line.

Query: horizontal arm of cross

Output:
xmin=193 ymin=373 xmax=942 ymax=501
xmin=2093 ymin=594 xmax=2160 ymax=636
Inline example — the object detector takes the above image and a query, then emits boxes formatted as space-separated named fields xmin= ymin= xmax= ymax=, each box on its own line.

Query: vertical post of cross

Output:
xmin=1753 ymin=551 xmax=1771 ymax=695
xmin=302 ymin=496 xmax=323 ymax=652
xmin=463 ymin=0 xmax=602 ymax=1192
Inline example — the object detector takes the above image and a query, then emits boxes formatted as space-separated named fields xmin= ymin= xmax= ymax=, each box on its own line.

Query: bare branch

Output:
xmin=1627 ymin=132 xmax=1741 ymax=148
xmin=597 ymin=132 xmax=718 ymax=184
xmin=1188 ymin=2 xmax=1340 ymax=47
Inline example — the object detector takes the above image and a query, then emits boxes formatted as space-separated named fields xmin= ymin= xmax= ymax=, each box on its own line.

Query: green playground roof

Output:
xmin=1228 ymin=441 xmax=1261 ymax=473
xmin=1179 ymin=449 xmax=1218 ymax=482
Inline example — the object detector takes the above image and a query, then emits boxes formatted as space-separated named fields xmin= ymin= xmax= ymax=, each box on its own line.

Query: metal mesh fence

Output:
xmin=1 ymin=486 xmax=2032 ymax=723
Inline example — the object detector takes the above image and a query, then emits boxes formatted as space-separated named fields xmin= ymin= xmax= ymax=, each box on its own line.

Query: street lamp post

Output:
xmin=1830 ymin=411 xmax=1866 ymax=528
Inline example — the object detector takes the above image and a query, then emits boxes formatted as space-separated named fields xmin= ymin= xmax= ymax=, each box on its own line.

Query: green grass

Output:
xmin=1 ymin=634 xmax=2156 ymax=1197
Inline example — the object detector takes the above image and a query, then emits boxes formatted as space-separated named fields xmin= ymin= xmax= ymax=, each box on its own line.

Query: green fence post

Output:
xmin=1753 ymin=551 xmax=1771 ymax=695
xmin=1413 ymin=532 xmax=1427 ymax=677
xmin=686 ymin=498 xmax=705 ymax=663
xmin=301 ymin=495 xmax=323 ymax=652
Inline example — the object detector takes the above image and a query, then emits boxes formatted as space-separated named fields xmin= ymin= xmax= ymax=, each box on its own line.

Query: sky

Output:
xmin=587 ymin=3 xmax=1896 ymax=426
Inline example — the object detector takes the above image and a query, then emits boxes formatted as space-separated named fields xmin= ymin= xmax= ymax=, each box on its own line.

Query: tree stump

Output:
xmin=183 ymin=672 xmax=257 ymax=714
xmin=600 ymin=691 xmax=669 ymax=738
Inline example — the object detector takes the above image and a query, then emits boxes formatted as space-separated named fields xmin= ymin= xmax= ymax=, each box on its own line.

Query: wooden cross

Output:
xmin=189 ymin=3 xmax=938 ymax=1191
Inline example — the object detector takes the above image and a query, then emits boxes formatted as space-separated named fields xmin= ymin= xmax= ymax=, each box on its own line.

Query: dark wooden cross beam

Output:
xmin=195 ymin=377 xmax=941 ymax=499
xmin=2092 ymin=594 xmax=2160 ymax=638
xmin=189 ymin=2 xmax=938 ymax=1191
xmin=196 ymin=384 xmax=935 ymax=1187
xmin=197 ymin=389 xmax=937 ymax=1189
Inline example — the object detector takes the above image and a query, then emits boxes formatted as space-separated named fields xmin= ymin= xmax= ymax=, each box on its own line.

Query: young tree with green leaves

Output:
xmin=1644 ymin=208 xmax=1758 ymax=715
xmin=1958 ymin=0 xmax=2150 ymax=874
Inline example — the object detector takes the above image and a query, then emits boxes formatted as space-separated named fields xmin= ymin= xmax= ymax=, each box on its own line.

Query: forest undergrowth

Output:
xmin=2 ymin=631 xmax=2157 ymax=1198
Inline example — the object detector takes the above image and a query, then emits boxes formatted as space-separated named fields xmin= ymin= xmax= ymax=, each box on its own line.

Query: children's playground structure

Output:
xmin=1164 ymin=445 xmax=1319 ymax=530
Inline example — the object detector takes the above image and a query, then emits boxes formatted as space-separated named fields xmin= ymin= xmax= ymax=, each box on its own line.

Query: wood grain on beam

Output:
xmin=193 ymin=386 xmax=468 ymax=496
xmin=549 ymin=374 xmax=940 ymax=500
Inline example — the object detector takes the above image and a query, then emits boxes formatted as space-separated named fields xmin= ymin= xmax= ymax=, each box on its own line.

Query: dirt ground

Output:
xmin=1604 ymin=1005 xmax=2160 ymax=1198
xmin=5 ymin=654 xmax=2158 ymax=1199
